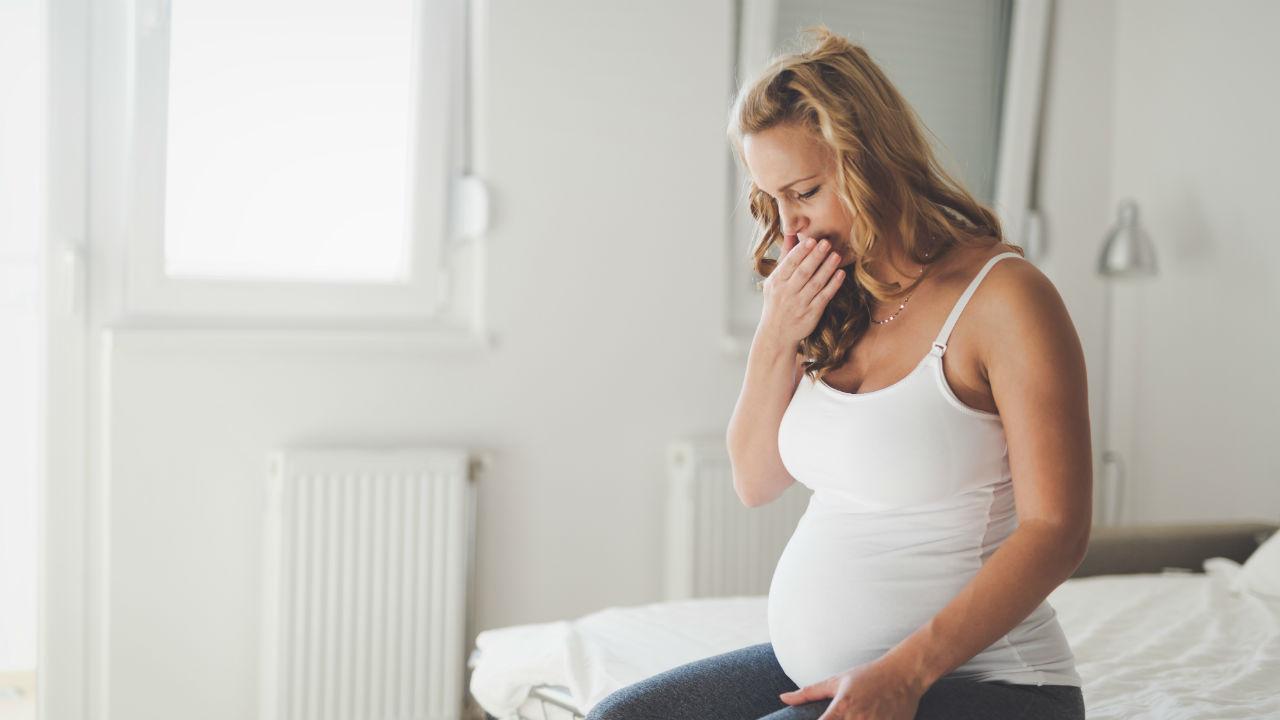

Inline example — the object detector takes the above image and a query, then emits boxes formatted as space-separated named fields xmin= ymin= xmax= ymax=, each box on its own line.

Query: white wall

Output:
xmin=0 ymin=0 xmax=44 ymax=673
xmin=79 ymin=0 xmax=1280 ymax=718
xmin=1108 ymin=0 xmax=1280 ymax=523
xmin=99 ymin=2 xmax=740 ymax=718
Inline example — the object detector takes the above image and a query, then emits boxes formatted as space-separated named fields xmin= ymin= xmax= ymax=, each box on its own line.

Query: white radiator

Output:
xmin=664 ymin=437 xmax=811 ymax=600
xmin=259 ymin=448 xmax=479 ymax=720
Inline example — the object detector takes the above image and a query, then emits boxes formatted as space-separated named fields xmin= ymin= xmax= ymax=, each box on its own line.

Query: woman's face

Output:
xmin=742 ymin=123 xmax=856 ymax=268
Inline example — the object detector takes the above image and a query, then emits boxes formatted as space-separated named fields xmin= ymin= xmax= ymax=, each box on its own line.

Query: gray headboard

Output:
xmin=1072 ymin=521 xmax=1279 ymax=577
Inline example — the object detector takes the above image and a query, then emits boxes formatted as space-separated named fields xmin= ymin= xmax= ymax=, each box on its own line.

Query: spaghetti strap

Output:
xmin=930 ymin=252 xmax=1023 ymax=356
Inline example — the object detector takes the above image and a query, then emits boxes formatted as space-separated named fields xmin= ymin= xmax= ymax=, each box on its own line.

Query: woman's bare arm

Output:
xmin=876 ymin=260 xmax=1093 ymax=690
xmin=725 ymin=334 xmax=807 ymax=508
xmin=726 ymin=236 xmax=843 ymax=508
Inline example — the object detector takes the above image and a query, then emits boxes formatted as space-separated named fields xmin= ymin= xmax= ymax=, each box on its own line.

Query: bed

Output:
xmin=466 ymin=521 xmax=1280 ymax=720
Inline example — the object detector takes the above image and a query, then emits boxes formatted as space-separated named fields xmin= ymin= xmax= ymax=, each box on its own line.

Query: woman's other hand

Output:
xmin=777 ymin=656 xmax=925 ymax=720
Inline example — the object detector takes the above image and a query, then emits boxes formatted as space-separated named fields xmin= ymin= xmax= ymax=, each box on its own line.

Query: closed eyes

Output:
xmin=759 ymin=185 xmax=820 ymax=203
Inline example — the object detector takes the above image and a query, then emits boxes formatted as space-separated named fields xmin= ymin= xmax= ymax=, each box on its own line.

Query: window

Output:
xmin=162 ymin=0 xmax=418 ymax=283
xmin=115 ymin=0 xmax=480 ymax=322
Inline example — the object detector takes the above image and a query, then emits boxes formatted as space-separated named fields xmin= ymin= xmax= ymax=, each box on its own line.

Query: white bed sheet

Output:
xmin=468 ymin=558 xmax=1280 ymax=719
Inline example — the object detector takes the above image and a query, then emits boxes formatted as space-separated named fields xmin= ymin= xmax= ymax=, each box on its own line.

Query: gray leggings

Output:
xmin=585 ymin=642 xmax=1085 ymax=720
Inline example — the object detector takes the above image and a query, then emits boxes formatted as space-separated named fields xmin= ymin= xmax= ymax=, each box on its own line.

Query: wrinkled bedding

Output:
xmin=468 ymin=558 xmax=1280 ymax=719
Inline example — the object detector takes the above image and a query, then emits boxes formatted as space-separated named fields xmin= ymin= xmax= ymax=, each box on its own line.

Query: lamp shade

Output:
xmin=1098 ymin=199 xmax=1158 ymax=277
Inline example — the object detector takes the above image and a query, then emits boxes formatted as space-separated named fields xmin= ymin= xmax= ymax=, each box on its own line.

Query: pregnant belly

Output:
xmin=766 ymin=513 xmax=981 ymax=687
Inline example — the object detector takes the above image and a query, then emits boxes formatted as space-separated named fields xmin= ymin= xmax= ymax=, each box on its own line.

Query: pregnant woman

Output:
xmin=588 ymin=26 xmax=1090 ymax=720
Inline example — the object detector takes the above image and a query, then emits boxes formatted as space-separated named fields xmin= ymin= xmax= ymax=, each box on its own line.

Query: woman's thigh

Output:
xmin=754 ymin=678 xmax=1085 ymax=720
xmin=914 ymin=679 xmax=1085 ymax=720
xmin=585 ymin=642 xmax=800 ymax=720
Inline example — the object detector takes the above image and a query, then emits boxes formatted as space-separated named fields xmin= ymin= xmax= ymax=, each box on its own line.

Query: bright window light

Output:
xmin=163 ymin=0 xmax=417 ymax=282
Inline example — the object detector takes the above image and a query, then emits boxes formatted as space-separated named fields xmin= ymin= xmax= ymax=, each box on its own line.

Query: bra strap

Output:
xmin=930 ymin=252 xmax=1023 ymax=356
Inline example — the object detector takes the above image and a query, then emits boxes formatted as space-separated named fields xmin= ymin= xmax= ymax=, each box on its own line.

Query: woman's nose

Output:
xmin=779 ymin=210 xmax=806 ymax=237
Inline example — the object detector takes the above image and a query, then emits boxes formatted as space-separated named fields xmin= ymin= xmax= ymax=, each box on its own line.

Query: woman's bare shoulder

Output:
xmin=979 ymin=243 xmax=1057 ymax=303
xmin=968 ymin=244 xmax=1079 ymax=368
xmin=933 ymin=239 xmax=1024 ymax=286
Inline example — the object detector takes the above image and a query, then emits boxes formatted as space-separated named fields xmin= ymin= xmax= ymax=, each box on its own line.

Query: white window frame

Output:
xmin=113 ymin=0 xmax=476 ymax=323
xmin=724 ymin=0 xmax=1053 ymax=352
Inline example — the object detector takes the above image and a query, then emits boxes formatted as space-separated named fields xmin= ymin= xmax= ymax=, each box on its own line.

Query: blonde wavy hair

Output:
xmin=727 ymin=25 xmax=1020 ymax=382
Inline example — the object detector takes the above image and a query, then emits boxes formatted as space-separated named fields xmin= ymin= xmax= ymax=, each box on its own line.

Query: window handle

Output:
xmin=451 ymin=175 xmax=490 ymax=243
xmin=61 ymin=243 xmax=85 ymax=318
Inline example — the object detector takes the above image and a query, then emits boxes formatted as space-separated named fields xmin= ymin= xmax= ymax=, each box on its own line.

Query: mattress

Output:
xmin=468 ymin=557 xmax=1280 ymax=719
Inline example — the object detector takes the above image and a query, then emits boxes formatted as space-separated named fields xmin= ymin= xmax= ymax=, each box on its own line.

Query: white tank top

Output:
xmin=769 ymin=251 xmax=1082 ymax=689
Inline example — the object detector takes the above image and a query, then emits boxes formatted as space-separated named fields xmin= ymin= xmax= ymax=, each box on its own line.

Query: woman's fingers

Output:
xmin=798 ymin=250 xmax=842 ymax=305
xmin=788 ymin=240 xmax=833 ymax=288
xmin=774 ymin=234 xmax=807 ymax=282
xmin=806 ymin=264 xmax=846 ymax=315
